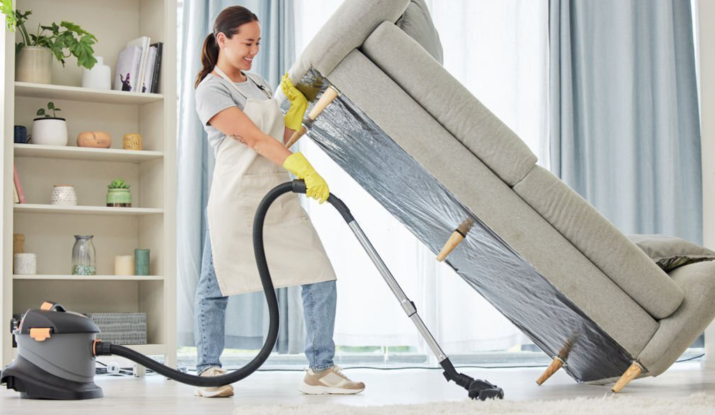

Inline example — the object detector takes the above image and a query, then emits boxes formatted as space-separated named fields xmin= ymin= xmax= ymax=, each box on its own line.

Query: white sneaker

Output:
xmin=299 ymin=365 xmax=365 ymax=395
xmin=194 ymin=367 xmax=234 ymax=398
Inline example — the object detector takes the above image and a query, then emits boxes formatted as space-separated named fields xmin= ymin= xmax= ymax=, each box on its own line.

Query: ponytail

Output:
xmin=194 ymin=6 xmax=259 ymax=88
xmin=195 ymin=33 xmax=219 ymax=88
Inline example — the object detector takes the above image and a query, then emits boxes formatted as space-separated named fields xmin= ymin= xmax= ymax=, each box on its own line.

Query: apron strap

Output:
xmin=213 ymin=66 xmax=273 ymax=100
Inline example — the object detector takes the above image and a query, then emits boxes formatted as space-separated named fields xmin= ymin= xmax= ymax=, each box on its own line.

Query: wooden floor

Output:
xmin=1 ymin=362 xmax=713 ymax=414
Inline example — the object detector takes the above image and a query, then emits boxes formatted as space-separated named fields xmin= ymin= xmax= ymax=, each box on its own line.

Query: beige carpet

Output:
xmin=234 ymin=393 xmax=715 ymax=415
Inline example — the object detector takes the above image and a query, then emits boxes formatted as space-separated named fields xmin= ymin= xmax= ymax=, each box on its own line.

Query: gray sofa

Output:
xmin=281 ymin=0 xmax=715 ymax=391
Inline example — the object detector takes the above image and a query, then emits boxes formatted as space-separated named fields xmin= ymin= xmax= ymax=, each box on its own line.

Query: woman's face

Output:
xmin=218 ymin=21 xmax=261 ymax=72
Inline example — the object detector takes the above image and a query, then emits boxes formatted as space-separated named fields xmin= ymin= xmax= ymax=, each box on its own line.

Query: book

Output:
xmin=13 ymin=180 xmax=19 ymax=204
xmin=149 ymin=42 xmax=163 ymax=93
xmin=142 ymin=46 xmax=157 ymax=94
xmin=126 ymin=36 xmax=151 ymax=92
xmin=114 ymin=46 xmax=142 ymax=92
xmin=13 ymin=164 xmax=25 ymax=204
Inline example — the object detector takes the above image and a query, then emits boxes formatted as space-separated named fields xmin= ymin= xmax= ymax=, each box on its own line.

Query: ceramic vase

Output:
xmin=82 ymin=56 xmax=111 ymax=90
xmin=50 ymin=185 xmax=78 ymax=206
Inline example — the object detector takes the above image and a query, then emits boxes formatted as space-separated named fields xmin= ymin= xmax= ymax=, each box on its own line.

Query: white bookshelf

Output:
xmin=1 ymin=0 xmax=177 ymax=368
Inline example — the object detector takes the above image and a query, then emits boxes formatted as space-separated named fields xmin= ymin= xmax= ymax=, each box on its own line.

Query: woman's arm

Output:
xmin=283 ymin=127 xmax=294 ymax=145
xmin=208 ymin=106 xmax=292 ymax=166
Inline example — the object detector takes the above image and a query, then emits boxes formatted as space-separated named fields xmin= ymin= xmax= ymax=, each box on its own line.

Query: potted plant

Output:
xmin=2 ymin=5 xmax=98 ymax=84
xmin=107 ymin=178 xmax=132 ymax=208
xmin=32 ymin=102 xmax=67 ymax=146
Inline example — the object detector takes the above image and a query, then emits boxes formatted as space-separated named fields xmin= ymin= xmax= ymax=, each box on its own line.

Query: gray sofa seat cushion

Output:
xmin=514 ymin=166 xmax=685 ymax=319
xmin=287 ymin=0 xmax=410 ymax=84
xmin=361 ymin=22 xmax=537 ymax=187
xmin=328 ymin=49 xmax=658 ymax=356
xmin=628 ymin=234 xmax=715 ymax=272
xmin=396 ymin=0 xmax=444 ymax=64
xmin=637 ymin=261 xmax=715 ymax=376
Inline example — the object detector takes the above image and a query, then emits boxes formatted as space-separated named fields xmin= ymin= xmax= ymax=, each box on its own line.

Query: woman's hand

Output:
xmin=281 ymin=73 xmax=309 ymax=131
xmin=282 ymin=152 xmax=330 ymax=203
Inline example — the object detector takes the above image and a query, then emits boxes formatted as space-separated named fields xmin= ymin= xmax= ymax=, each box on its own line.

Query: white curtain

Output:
xmin=294 ymin=0 xmax=549 ymax=355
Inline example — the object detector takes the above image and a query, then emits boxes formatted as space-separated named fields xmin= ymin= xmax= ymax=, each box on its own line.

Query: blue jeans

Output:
xmin=194 ymin=228 xmax=337 ymax=375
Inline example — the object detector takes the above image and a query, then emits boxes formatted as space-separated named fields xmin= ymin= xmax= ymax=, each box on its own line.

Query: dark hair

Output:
xmin=195 ymin=6 xmax=259 ymax=88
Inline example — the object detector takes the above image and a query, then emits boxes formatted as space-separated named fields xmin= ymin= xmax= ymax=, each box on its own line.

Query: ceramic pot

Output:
xmin=14 ymin=253 xmax=37 ymax=275
xmin=122 ymin=133 xmax=143 ymax=150
xmin=50 ymin=185 xmax=78 ymax=206
xmin=16 ymin=46 xmax=52 ymax=84
xmin=32 ymin=117 xmax=68 ymax=146
xmin=77 ymin=131 xmax=112 ymax=148
xmin=82 ymin=56 xmax=111 ymax=90
xmin=107 ymin=189 xmax=132 ymax=207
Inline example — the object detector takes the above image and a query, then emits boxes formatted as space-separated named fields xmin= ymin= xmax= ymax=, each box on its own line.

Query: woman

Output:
xmin=193 ymin=6 xmax=364 ymax=398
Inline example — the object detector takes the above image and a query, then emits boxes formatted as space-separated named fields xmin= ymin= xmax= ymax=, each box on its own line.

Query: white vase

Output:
xmin=14 ymin=253 xmax=37 ymax=275
xmin=82 ymin=56 xmax=111 ymax=90
xmin=51 ymin=185 xmax=78 ymax=206
xmin=32 ymin=118 xmax=68 ymax=146
xmin=16 ymin=46 xmax=52 ymax=84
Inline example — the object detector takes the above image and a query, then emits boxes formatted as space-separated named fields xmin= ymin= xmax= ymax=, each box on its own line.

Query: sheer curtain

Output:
xmin=294 ymin=0 xmax=549 ymax=355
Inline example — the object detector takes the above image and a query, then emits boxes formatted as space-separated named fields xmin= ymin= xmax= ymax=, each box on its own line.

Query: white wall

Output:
xmin=697 ymin=0 xmax=715 ymax=367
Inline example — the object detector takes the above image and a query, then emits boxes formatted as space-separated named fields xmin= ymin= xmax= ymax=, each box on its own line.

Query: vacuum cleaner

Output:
xmin=1 ymin=180 xmax=504 ymax=401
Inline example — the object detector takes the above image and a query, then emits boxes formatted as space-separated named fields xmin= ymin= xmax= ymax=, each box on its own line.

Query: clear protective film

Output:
xmin=292 ymin=69 xmax=634 ymax=383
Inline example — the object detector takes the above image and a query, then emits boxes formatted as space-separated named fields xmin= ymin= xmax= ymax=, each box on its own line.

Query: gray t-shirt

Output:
xmin=195 ymin=72 xmax=274 ymax=155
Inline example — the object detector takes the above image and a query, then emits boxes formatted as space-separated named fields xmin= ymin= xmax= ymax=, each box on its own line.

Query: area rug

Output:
xmin=234 ymin=393 xmax=715 ymax=415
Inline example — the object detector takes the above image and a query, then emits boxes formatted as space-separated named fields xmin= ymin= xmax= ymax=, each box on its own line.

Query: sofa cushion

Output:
xmin=628 ymin=234 xmax=715 ymax=272
xmin=514 ymin=166 xmax=685 ymax=319
xmin=396 ymin=0 xmax=444 ymax=64
xmin=361 ymin=22 xmax=537 ymax=187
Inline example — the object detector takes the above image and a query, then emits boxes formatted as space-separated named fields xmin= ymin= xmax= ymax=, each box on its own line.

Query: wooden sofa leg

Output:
xmin=286 ymin=86 xmax=340 ymax=149
xmin=536 ymin=356 xmax=564 ymax=386
xmin=436 ymin=219 xmax=474 ymax=262
xmin=612 ymin=362 xmax=643 ymax=393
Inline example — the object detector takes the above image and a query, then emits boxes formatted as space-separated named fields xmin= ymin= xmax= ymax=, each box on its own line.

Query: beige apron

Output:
xmin=207 ymin=67 xmax=336 ymax=296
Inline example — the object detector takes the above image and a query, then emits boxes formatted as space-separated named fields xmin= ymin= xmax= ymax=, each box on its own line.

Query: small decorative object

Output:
xmin=77 ymin=131 xmax=111 ymax=148
xmin=14 ymin=253 xmax=37 ymax=275
xmin=122 ymin=133 xmax=142 ymax=150
xmin=13 ymin=234 xmax=25 ymax=255
xmin=8 ymin=10 xmax=98 ymax=84
xmin=134 ymin=249 xmax=150 ymax=275
xmin=32 ymin=102 xmax=67 ymax=146
xmin=114 ymin=255 xmax=134 ymax=276
xmin=50 ymin=185 xmax=78 ymax=206
xmin=14 ymin=126 xmax=28 ymax=143
xmin=72 ymin=235 xmax=96 ymax=275
xmin=106 ymin=178 xmax=132 ymax=207
xmin=82 ymin=56 xmax=111 ymax=90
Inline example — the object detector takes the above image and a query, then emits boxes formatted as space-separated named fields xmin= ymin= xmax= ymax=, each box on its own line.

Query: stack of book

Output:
xmin=113 ymin=36 xmax=163 ymax=93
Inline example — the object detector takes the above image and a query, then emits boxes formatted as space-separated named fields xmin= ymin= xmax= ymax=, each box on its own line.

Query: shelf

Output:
xmin=15 ymin=82 xmax=164 ymax=105
xmin=14 ymin=204 xmax=164 ymax=216
xmin=14 ymin=144 xmax=164 ymax=163
xmin=13 ymin=275 xmax=164 ymax=281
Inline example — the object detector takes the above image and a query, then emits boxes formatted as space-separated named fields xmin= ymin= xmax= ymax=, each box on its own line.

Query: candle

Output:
xmin=134 ymin=249 xmax=150 ymax=276
xmin=115 ymin=255 xmax=134 ymax=275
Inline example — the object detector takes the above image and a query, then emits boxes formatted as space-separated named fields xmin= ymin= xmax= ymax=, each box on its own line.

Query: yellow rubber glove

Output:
xmin=281 ymin=73 xmax=309 ymax=131
xmin=283 ymin=152 xmax=330 ymax=204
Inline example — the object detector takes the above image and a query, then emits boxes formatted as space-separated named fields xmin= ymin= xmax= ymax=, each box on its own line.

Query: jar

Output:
xmin=72 ymin=235 xmax=96 ymax=275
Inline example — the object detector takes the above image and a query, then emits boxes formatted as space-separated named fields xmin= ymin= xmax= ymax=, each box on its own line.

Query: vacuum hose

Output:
xmin=95 ymin=180 xmax=351 ymax=387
